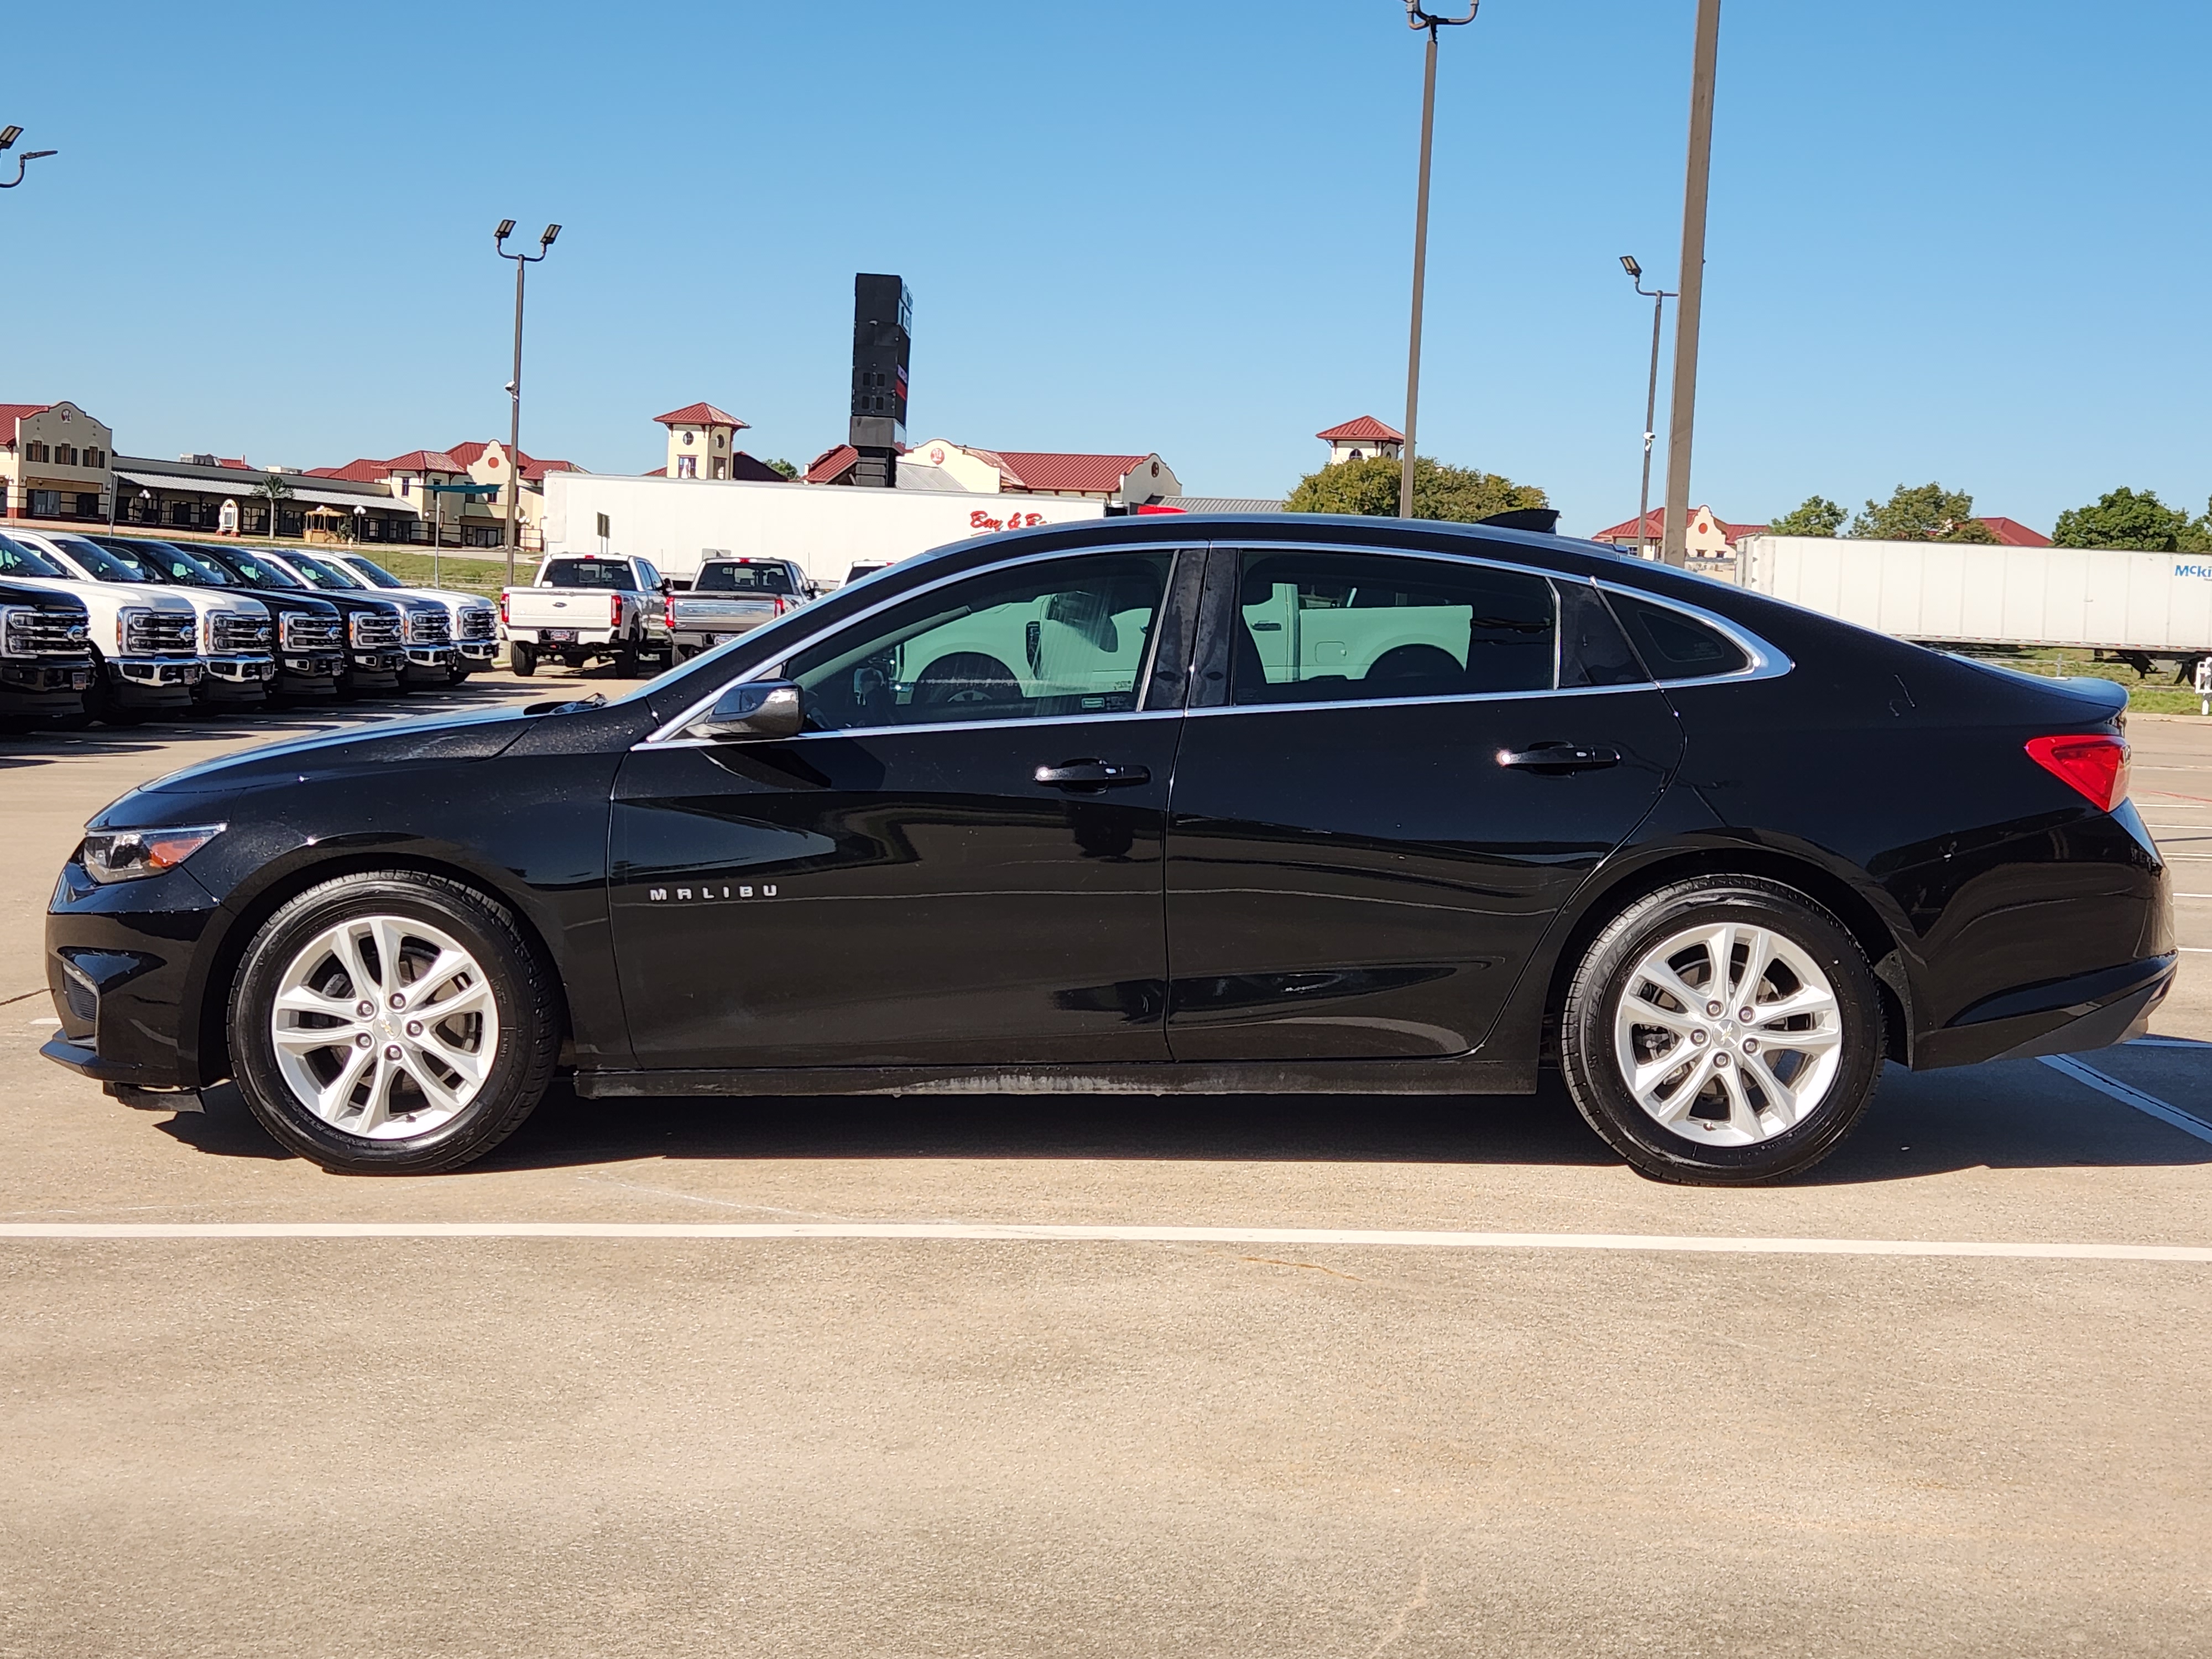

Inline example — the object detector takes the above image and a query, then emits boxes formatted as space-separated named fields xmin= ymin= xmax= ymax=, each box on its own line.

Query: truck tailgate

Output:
xmin=505 ymin=589 xmax=619 ymax=630
xmin=671 ymin=595 xmax=781 ymax=632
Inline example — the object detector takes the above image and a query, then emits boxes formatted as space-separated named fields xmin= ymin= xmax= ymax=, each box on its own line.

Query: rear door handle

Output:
xmin=1035 ymin=760 xmax=1151 ymax=789
xmin=1496 ymin=743 xmax=1621 ymax=773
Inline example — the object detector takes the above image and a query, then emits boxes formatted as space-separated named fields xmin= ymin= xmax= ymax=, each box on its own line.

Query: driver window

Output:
xmin=787 ymin=552 xmax=1174 ymax=732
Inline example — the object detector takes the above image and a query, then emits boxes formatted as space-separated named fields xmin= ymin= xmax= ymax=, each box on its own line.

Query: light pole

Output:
xmin=1620 ymin=255 xmax=1676 ymax=561
xmin=1399 ymin=3 xmax=1479 ymax=522
xmin=493 ymin=220 xmax=560 ymax=588
xmin=0 ymin=125 xmax=58 ymax=190
xmin=1659 ymin=0 xmax=1724 ymax=568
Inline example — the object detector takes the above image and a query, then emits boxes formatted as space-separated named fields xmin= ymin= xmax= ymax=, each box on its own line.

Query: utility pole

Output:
xmin=1399 ymin=3 xmax=1479 ymax=521
xmin=1660 ymin=0 xmax=1723 ymax=568
xmin=494 ymin=221 xmax=560 ymax=588
xmin=1619 ymin=257 xmax=1676 ymax=560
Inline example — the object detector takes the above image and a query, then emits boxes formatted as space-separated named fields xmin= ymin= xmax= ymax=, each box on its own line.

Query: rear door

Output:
xmin=1163 ymin=544 xmax=1683 ymax=1061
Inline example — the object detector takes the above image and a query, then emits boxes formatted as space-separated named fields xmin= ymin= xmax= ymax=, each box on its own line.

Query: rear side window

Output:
xmin=1232 ymin=550 xmax=1555 ymax=705
xmin=1609 ymin=593 xmax=1749 ymax=681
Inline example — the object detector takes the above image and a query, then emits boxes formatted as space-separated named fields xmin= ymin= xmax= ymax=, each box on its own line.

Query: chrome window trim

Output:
xmin=639 ymin=537 xmax=1793 ymax=748
xmin=1593 ymin=579 xmax=1793 ymax=686
xmin=641 ymin=542 xmax=1191 ymax=746
xmin=644 ymin=707 xmax=1190 ymax=750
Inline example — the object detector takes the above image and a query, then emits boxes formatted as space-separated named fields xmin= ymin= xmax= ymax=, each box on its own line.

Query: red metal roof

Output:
xmin=654 ymin=402 xmax=747 ymax=430
xmin=1316 ymin=415 xmax=1405 ymax=444
xmin=992 ymin=451 xmax=1155 ymax=494
xmin=1589 ymin=507 xmax=1767 ymax=545
xmin=804 ymin=444 xmax=858 ymax=484
xmin=0 ymin=402 xmax=53 ymax=433
xmin=1974 ymin=516 xmax=2051 ymax=547
xmin=384 ymin=450 xmax=468 ymax=474
xmin=304 ymin=458 xmax=394 ymax=483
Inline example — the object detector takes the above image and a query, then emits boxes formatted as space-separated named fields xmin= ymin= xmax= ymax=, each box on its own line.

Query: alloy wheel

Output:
xmin=1612 ymin=921 xmax=1844 ymax=1146
xmin=267 ymin=914 xmax=500 ymax=1139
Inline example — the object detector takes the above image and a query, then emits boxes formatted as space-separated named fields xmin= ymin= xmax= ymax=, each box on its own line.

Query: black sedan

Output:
xmin=40 ymin=516 xmax=2172 ymax=1182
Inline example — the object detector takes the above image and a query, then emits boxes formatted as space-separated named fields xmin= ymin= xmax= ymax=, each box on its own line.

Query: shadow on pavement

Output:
xmin=153 ymin=1056 xmax=2212 ymax=1183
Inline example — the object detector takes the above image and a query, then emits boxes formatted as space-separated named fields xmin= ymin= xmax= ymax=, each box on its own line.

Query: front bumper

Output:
xmin=402 ymin=645 xmax=457 ymax=681
xmin=42 ymin=857 xmax=222 ymax=1091
xmin=204 ymin=654 xmax=277 ymax=686
xmin=456 ymin=640 xmax=498 ymax=666
xmin=2 ymin=658 xmax=94 ymax=695
xmin=108 ymin=655 xmax=203 ymax=706
xmin=1915 ymin=953 xmax=2178 ymax=1071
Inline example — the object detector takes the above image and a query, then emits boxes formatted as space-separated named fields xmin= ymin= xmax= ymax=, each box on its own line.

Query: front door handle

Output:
xmin=1035 ymin=759 xmax=1151 ymax=789
xmin=1496 ymin=743 xmax=1621 ymax=773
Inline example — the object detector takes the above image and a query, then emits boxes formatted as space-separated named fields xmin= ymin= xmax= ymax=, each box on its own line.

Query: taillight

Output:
xmin=665 ymin=594 xmax=676 ymax=630
xmin=773 ymin=596 xmax=790 ymax=615
xmin=498 ymin=593 xmax=508 ymax=627
xmin=609 ymin=594 xmax=623 ymax=629
xmin=2026 ymin=734 xmax=2130 ymax=813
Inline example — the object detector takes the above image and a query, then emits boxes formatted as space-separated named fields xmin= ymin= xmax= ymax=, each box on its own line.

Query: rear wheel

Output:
xmin=227 ymin=872 xmax=561 ymax=1174
xmin=509 ymin=641 xmax=536 ymax=677
xmin=1558 ymin=877 xmax=1884 ymax=1185
xmin=614 ymin=640 xmax=640 ymax=678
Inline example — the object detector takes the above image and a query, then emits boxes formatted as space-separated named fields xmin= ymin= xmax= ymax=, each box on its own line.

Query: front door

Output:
xmin=1164 ymin=546 xmax=1683 ymax=1061
xmin=610 ymin=547 xmax=1197 ymax=1068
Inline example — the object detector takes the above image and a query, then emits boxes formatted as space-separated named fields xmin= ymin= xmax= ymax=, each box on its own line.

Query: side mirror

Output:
xmin=692 ymin=679 xmax=802 ymax=742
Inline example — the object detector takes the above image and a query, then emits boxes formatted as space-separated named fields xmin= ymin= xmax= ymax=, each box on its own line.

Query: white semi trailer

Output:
xmin=1735 ymin=535 xmax=2212 ymax=676
xmin=540 ymin=472 xmax=1107 ymax=590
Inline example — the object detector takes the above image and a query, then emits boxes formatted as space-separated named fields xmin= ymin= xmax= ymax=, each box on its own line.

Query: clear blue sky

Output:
xmin=8 ymin=1 xmax=2208 ymax=535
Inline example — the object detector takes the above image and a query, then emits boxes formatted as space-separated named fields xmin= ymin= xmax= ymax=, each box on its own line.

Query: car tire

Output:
xmin=614 ymin=641 xmax=640 ymax=679
xmin=227 ymin=870 xmax=562 ymax=1175
xmin=509 ymin=641 xmax=536 ymax=677
xmin=86 ymin=655 xmax=145 ymax=727
xmin=1557 ymin=876 xmax=1884 ymax=1186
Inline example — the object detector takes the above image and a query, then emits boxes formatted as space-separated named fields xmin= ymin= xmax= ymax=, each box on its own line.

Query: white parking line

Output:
xmin=2041 ymin=1053 xmax=2212 ymax=1145
xmin=0 ymin=1222 xmax=2204 ymax=1261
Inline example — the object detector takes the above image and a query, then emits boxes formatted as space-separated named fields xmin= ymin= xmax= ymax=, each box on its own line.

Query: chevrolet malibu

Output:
xmin=41 ymin=515 xmax=2172 ymax=1183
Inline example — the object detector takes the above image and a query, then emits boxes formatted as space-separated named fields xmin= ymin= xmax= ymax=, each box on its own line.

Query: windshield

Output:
xmin=281 ymin=551 xmax=366 ymax=591
xmin=191 ymin=544 xmax=301 ymax=589
xmin=695 ymin=562 xmax=795 ymax=595
xmin=542 ymin=557 xmax=634 ymax=590
xmin=46 ymin=535 xmax=151 ymax=583
xmin=104 ymin=539 xmax=243 ymax=588
xmin=0 ymin=533 xmax=66 ymax=580
xmin=336 ymin=557 xmax=405 ymax=589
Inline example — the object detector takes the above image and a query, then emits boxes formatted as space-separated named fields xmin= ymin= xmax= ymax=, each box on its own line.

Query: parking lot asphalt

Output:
xmin=2 ymin=678 xmax=2208 ymax=1657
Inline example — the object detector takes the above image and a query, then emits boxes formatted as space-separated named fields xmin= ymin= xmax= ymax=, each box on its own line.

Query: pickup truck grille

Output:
xmin=122 ymin=611 xmax=199 ymax=656
xmin=459 ymin=607 xmax=497 ymax=640
xmin=211 ymin=612 xmax=273 ymax=653
xmin=349 ymin=612 xmax=403 ymax=649
xmin=405 ymin=610 xmax=452 ymax=647
xmin=281 ymin=614 xmax=342 ymax=653
xmin=3 ymin=607 xmax=92 ymax=658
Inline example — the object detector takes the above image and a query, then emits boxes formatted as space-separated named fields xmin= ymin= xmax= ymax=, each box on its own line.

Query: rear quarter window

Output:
xmin=1609 ymin=593 xmax=1750 ymax=681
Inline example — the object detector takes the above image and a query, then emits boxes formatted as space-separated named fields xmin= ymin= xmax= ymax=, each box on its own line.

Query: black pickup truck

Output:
xmin=0 ymin=578 xmax=95 ymax=727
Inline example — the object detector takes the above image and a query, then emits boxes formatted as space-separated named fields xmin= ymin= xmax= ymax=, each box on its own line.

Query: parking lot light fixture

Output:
xmin=0 ymin=123 xmax=56 ymax=189
xmin=1399 ymin=3 xmax=1481 ymax=521
xmin=494 ymin=218 xmax=560 ymax=586
xmin=1621 ymin=254 xmax=1678 ymax=561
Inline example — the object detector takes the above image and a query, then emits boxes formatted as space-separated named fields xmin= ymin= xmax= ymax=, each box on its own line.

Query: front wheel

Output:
xmin=1557 ymin=877 xmax=1884 ymax=1186
xmin=227 ymin=872 xmax=562 ymax=1173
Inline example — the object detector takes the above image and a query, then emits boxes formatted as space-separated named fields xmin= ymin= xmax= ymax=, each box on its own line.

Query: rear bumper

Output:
xmin=1914 ymin=953 xmax=2177 ymax=1071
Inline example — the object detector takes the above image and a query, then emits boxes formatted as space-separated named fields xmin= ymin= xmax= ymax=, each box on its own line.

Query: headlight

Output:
xmin=78 ymin=823 xmax=227 ymax=885
xmin=119 ymin=606 xmax=152 ymax=653
xmin=348 ymin=612 xmax=370 ymax=647
xmin=0 ymin=607 xmax=33 ymax=658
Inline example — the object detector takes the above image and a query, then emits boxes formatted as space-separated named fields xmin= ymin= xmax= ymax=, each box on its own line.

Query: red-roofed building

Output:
xmin=1316 ymin=416 xmax=1405 ymax=466
xmin=653 ymin=402 xmax=754 ymax=481
xmin=0 ymin=400 xmax=114 ymax=523
xmin=1591 ymin=506 xmax=1768 ymax=560
xmin=804 ymin=444 xmax=859 ymax=486
xmin=1974 ymin=516 xmax=2051 ymax=547
xmin=865 ymin=437 xmax=1181 ymax=505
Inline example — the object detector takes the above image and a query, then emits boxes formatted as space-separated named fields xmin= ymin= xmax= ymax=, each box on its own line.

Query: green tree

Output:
xmin=1768 ymin=495 xmax=1846 ymax=538
xmin=1849 ymin=482 xmax=1999 ymax=543
xmin=255 ymin=471 xmax=293 ymax=539
xmin=765 ymin=457 xmax=799 ymax=480
xmin=1284 ymin=454 xmax=1546 ymax=523
xmin=2051 ymin=486 xmax=2212 ymax=552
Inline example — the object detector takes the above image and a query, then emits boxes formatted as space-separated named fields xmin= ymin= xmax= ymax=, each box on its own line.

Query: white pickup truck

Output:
xmin=501 ymin=554 xmax=674 ymax=678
